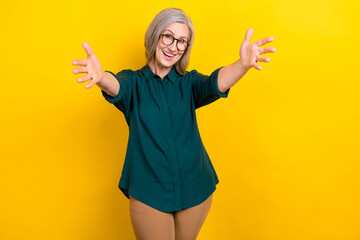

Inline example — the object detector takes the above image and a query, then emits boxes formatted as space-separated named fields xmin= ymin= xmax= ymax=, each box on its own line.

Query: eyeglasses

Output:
xmin=159 ymin=34 xmax=189 ymax=51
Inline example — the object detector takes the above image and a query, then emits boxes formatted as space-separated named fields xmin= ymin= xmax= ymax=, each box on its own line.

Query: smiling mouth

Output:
xmin=163 ymin=50 xmax=175 ymax=59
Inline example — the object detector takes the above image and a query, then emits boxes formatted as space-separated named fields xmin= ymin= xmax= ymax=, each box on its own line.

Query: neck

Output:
xmin=149 ymin=61 xmax=172 ymax=79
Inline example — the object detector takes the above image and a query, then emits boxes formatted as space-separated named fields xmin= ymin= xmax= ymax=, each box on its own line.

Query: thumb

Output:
xmin=82 ymin=42 xmax=94 ymax=57
xmin=243 ymin=28 xmax=253 ymax=44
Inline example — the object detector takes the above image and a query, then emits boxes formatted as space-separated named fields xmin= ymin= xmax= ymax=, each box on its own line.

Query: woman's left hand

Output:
xmin=239 ymin=28 xmax=276 ymax=71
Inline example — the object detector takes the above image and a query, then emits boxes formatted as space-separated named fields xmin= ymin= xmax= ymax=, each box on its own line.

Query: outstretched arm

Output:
xmin=217 ymin=28 xmax=276 ymax=93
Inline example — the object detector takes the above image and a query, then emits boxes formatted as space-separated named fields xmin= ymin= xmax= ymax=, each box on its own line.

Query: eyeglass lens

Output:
xmin=162 ymin=35 xmax=187 ymax=51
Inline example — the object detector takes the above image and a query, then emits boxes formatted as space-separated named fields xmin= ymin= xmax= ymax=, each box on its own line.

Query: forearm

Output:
xmin=96 ymin=71 xmax=120 ymax=97
xmin=217 ymin=59 xmax=249 ymax=93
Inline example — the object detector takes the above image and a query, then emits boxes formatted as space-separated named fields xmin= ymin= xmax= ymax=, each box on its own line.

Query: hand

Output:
xmin=239 ymin=28 xmax=276 ymax=71
xmin=72 ymin=42 xmax=104 ymax=88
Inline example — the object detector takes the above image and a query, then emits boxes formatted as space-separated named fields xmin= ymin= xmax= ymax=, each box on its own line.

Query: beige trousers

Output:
xmin=129 ymin=193 xmax=213 ymax=240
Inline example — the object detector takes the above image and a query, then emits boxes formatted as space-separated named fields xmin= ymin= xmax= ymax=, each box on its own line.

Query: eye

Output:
xmin=179 ymin=39 xmax=186 ymax=44
xmin=164 ymin=34 xmax=173 ymax=39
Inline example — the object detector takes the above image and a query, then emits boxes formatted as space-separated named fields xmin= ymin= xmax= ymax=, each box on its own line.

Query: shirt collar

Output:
xmin=141 ymin=64 xmax=181 ymax=83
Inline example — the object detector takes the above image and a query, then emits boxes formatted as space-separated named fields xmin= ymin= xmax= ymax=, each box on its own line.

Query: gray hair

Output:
xmin=145 ymin=8 xmax=195 ymax=75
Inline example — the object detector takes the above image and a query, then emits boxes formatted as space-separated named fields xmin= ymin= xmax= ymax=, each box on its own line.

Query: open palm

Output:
xmin=72 ymin=42 xmax=104 ymax=88
xmin=239 ymin=28 xmax=276 ymax=71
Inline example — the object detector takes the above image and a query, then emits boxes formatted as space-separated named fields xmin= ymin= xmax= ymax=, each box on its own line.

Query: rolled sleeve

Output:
xmin=191 ymin=66 xmax=230 ymax=109
xmin=101 ymin=69 xmax=133 ymax=115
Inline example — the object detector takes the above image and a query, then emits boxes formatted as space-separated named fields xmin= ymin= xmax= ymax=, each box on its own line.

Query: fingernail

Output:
xmin=72 ymin=61 xmax=76 ymax=64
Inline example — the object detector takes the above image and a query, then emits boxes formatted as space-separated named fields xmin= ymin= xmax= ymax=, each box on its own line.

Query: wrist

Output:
xmin=237 ymin=59 xmax=251 ymax=72
xmin=97 ymin=71 xmax=106 ymax=85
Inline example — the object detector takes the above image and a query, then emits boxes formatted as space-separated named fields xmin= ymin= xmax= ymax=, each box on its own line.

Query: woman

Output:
xmin=72 ymin=8 xmax=275 ymax=240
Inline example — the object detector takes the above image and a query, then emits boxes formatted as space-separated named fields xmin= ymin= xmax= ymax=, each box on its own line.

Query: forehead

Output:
xmin=163 ymin=22 xmax=190 ymax=39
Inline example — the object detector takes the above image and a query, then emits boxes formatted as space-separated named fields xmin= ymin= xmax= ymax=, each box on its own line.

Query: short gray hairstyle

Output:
xmin=145 ymin=8 xmax=195 ymax=75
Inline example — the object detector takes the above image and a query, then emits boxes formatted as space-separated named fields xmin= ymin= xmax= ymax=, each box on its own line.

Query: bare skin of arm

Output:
xmin=217 ymin=28 xmax=277 ymax=93
xmin=72 ymin=42 xmax=119 ymax=97
xmin=96 ymin=72 xmax=119 ymax=97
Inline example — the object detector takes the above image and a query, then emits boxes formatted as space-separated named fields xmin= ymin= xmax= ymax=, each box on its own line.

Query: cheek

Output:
xmin=177 ymin=53 xmax=185 ymax=61
xmin=156 ymin=48 xmax=163 ymax=60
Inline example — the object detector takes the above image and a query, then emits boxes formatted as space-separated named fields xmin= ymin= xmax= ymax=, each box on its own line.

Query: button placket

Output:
xmin=160 ymin=80 xmax=182 ymax=210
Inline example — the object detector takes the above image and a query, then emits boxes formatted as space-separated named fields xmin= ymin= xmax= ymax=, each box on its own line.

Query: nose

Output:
xmin=168 ymin=40 xmax=177 ymax=52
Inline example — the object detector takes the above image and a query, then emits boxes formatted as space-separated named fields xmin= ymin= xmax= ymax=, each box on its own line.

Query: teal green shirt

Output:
xmin=101 ymin=64 xmax=230 ymax=212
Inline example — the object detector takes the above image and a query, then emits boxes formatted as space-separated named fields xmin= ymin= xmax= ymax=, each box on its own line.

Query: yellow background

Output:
xmin=1 ymin=0 xmax=359 ymax=239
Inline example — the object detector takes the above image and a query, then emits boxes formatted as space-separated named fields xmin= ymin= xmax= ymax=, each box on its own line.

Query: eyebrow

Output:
xmin=164 ymin=29 xmax=188 ymax=40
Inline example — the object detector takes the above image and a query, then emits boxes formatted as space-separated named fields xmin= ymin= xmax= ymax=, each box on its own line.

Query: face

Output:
xmin=153 ymin=22 xmax=190 ymax=69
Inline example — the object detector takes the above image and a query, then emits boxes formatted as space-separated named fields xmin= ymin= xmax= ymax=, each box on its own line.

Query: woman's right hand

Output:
xmin=72 ymin=42 xmax=104 ymax=89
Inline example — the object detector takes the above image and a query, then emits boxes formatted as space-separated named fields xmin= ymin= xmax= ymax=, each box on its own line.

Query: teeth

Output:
xmin=163 ymin=51 xmax=174 ymax=57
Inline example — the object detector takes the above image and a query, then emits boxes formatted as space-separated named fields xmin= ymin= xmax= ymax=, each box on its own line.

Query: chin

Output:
xmin=160 ymin=59 xmax=178 ymax=68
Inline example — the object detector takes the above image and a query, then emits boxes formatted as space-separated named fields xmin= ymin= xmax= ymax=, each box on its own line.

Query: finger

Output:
xmin=256 ymin=55 xmax=270 ymax=62
xmin=243 ymin=28 xmax=253 ymax=44
xmin=73 ymin=66 xmax=88 ymax=74
xmin=77 ymin=74 xmax=92 ymax=83
xmin=254 ymin=36 xmax=274 ymax=47
xmin=82 ymin=42 xmax=94 ymax=57
xmin=72 ymin=59 xmax=88 ymax=66
xmin=253 ymin=62 xmax=263 ymax=70
xmin=85 ymin=79 xmax=97 ymax=89
xmin=259 ymin=47 xmax=277 ymax=54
